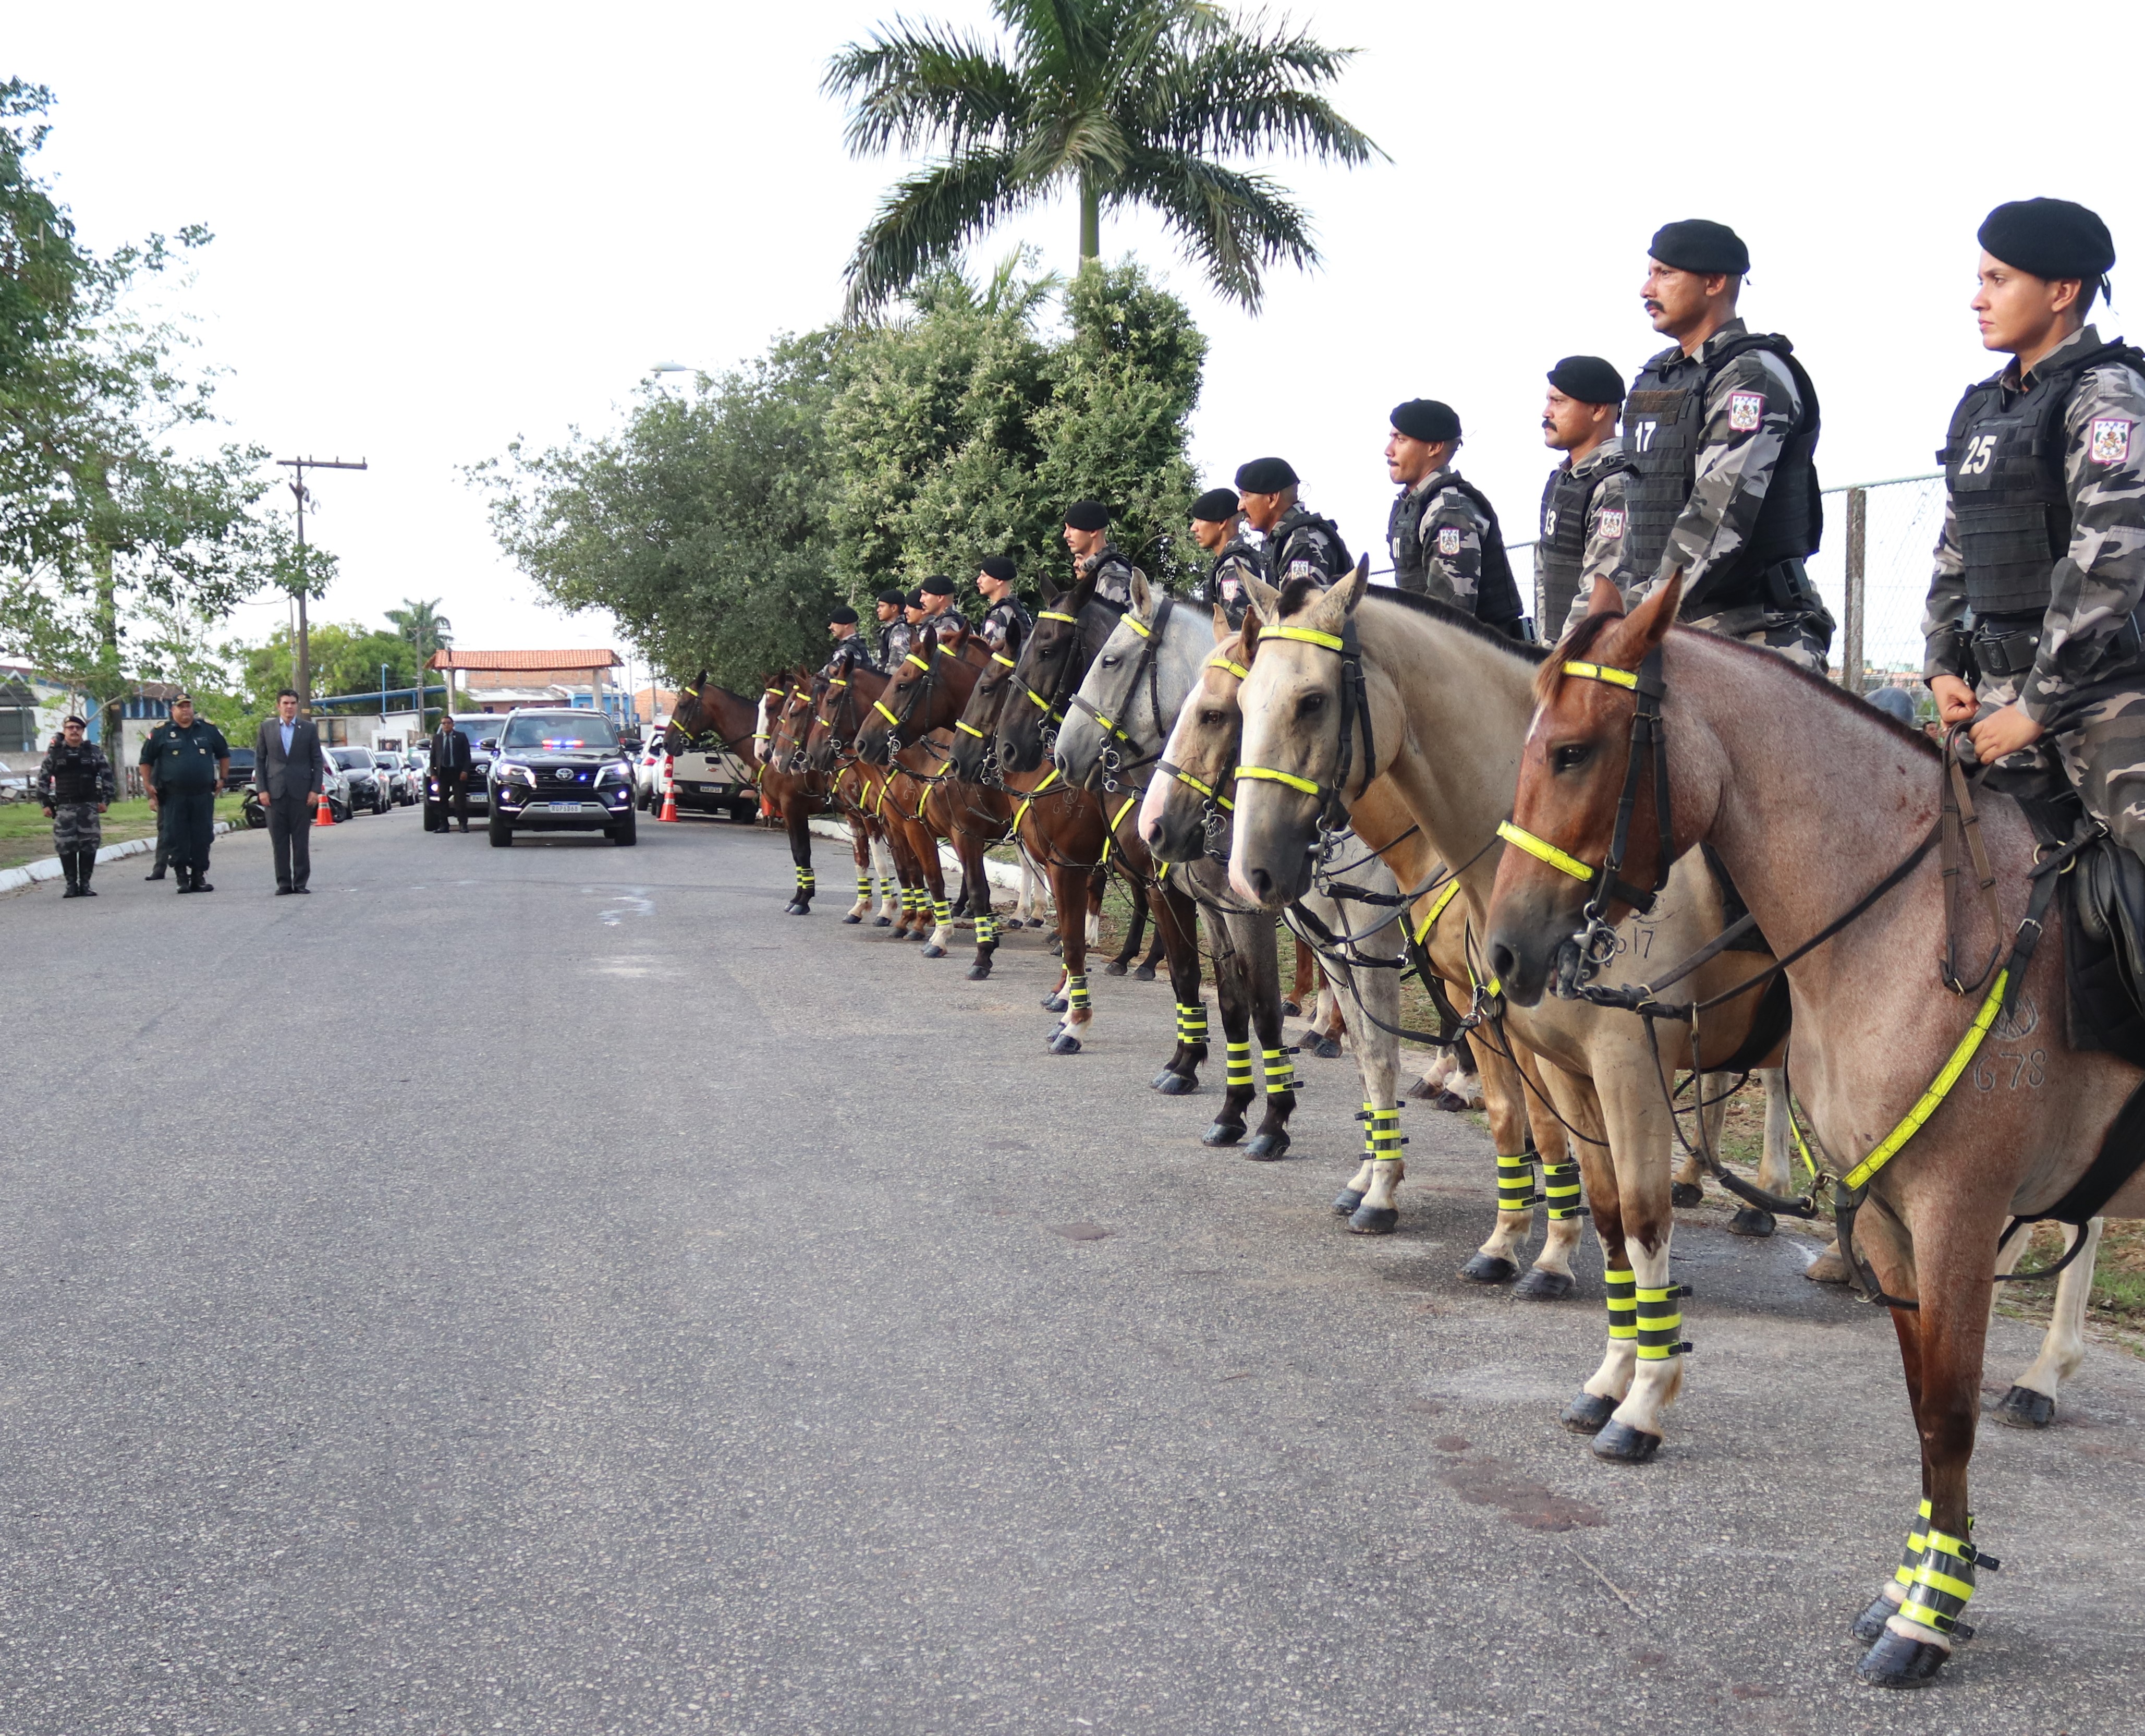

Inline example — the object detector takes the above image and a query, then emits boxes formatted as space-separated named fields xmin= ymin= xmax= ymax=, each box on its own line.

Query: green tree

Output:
xmin=385 ymin=596 xmax=453 ymax=663
xmin=825 ymin=0 xmax=1379 ymax=314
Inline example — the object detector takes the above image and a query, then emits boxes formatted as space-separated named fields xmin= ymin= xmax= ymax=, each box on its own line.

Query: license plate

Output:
xmin=546 ymin=800 xmax=582 ymax=812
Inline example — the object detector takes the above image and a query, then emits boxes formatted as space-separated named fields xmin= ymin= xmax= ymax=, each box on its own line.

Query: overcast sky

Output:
xmin=13 ymin=1 xmax=2137 ymax=671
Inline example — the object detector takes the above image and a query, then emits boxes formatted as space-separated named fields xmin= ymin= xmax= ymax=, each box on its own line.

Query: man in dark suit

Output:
xmin=254 ymin=688 xmax=330 ymax=894
xmin=429 ymin=714 xmax=473 ymax=832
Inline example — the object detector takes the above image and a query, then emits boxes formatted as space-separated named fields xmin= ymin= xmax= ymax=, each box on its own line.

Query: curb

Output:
xmin=807 ymin=816 xmax=1028 ymax=892
xmin=0 ymin=820 xmax=236 ymax=897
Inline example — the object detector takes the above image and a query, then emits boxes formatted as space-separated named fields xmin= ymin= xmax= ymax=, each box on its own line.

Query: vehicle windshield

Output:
xmin=502 ymin=713 xmax=620 ymax=751
xmin=330 ymin=748 xmax=372 ymax=770
xmin=454 ymin=720 xmax=495 ymax=749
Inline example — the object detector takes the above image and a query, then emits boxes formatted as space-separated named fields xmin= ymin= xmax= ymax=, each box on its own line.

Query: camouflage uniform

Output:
xmin=1267 ymin=503 xmax=1352 ymax=587
xmin=1077 ymin=543 xmax=1136 ymax=609
xmin=978 ymin=593 xmax=1033 ymax=659
xmin=1539 ymin=437 xmax=1640 ymax=638
xmin=1192 ymin=531 xmax=1265 ymax=627
xmin=1923 ymin=324 xmax=2145 ymax=844
xmin=826 ymin=634 xmax=877 ymax=679
xmin=1625 ymin=318 xmax=1835 ymax=671
xmin=881 ymin=620 xmax=917 ymax=669
xmin=1387 ymin=468 xmax=1522 ymax=630
xmin=38 ymin=738 xmax=114 ymax=851
xmin=920 ymin=604 xmax=969 ymax=644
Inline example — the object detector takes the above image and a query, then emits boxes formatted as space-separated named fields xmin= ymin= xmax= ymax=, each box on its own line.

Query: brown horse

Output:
xmin=1483 ymin=574 xmax=2145 ymax=1686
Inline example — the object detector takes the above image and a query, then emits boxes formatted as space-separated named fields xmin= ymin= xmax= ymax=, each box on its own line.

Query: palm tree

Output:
xmin=826 ymin=0 xmax=1380 ymax=316
xmin=386 ymin=597 xmax=452 ymax=662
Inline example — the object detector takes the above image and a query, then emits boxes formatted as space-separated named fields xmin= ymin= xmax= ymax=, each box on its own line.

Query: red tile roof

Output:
xmin=426 ymin=649 xmax=621 ymax=671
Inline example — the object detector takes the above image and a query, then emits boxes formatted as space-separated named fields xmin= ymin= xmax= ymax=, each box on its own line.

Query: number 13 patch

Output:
xmin=2090 ymin=417 xmax=2134 ymax=466
xmin=1727 ymin=391 xmax=1766 ymax=433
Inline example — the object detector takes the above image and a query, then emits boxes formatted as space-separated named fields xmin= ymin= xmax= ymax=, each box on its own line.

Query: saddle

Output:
xmin=2013 ymin=784 xmax=2145 ymax=1069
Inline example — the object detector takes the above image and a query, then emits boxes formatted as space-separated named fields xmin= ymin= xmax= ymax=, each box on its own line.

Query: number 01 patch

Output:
xmin=1727 ymin=391 xmax=1765 ymax=433
xmin=2091 ymin=417 xmax=2134 ymax=466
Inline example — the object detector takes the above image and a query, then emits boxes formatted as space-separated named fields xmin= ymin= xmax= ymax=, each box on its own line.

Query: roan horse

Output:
xmin=1483 ymin=574 xmax=2145 ymax=1686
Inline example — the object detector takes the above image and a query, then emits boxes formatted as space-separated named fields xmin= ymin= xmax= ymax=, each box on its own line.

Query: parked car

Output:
xmin=634 ymin=738 xmax=669 ymax=810
xmin=272 ymin=754 xmax=350 ymax=821
xmin=329 ymin=745 xmax=389 ymax=815
xmin=222 ymin=746 xmax=257 ymax=792
xmin=669 ymin=739 xmax=759 ymax=823
xmin=372 ymin=749 xmax=413 ymax=805
xmin=421 ymin=714 xmax=502 ymax=825
xmin=485 ymin=708 xmax=637 ymax=846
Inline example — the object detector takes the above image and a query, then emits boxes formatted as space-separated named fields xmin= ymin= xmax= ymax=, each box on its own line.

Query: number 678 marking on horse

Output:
xmin=1975 ymin=1047 xmax=2047 ymax=1092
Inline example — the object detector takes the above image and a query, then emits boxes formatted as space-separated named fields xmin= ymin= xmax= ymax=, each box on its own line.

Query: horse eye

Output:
xmin=1200 ymin=710 xmax=1225 ymax=726
xmin=1101 ymin=654 xmax=1120 ymax=667
xmin=1553 ymin=742 xmax=1592 ymax=773
xmin=1296 ymin=692 xmax=1325 ymax=717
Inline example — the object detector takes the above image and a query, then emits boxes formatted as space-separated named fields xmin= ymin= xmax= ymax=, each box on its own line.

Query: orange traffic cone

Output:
xmin=315 ymin=787 xmax=334 ymax=827
xmin=659 ymin=756 xmax=679 ymax=823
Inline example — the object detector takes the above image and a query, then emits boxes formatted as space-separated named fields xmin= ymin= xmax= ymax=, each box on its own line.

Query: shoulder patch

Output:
xmin=1286 ymin=559 xmax=1317 ymax=581
xmin=1727 ymin=391 xmax=1766 ymax=433
xmin=1435 ymin=526 xmax=1464 ymax=557
xmin=1595 ymin=506 xmax=1626 ymax=540
xmin=2090 ymin=417 xmax=2134 ymax=467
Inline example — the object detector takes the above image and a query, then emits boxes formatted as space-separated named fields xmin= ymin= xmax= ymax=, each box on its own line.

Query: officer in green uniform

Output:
xmin=140 ymin=692 xmax=230 ymax=893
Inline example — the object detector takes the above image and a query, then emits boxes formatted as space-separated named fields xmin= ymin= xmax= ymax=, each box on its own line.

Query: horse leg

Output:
xmin=1552 ymin=1072 xmax=1636 ymax=1438
xmin=1106 ymin=869 xmax=1144 ymax=974
xmin=1046 ymin=861 xmax=1093 ymax=1053
xmin=1151 ymin=882 xmax=1208 ymax=1095
xmin=891 ymin=824 xmax=928 ymax=937
xmin=1336 ymin=945 xmax=1405 ymax=1235
xmin=1242 ymin=912 xmax=1296 ymax=1161
xmin=1516 ymin=1047 xmax=1584 ymax=1296
xmin=960 ymin=832 xmax=1000 ymax=980
xmin=1204 ymin=926 xmax=1254 ymax=1147
xmin=783 ymin=803 xmax=816 ymax=913
xmin=843 ymin=818 xmax=873 ymax=922
xmin=871 ymin=830 xmax=900 ymax=925
xmin=1442 ymin=1029 xmax=1484 ymax=1107
xmin=919 ymin=829 xmax=954 ymax=958
xmin=1710 ymin=1067 xmax=1782 ymax=1237
xmin=1134 ymin=902 xmax=1166 ymax=981
xmin=1284 ymin=933 xmax=1316 ymax=1018
xmin=1458 ymin=1034 xmax=1554 ymax=1289
xmin=1989 ymin=1217 xmax=2103 ymax=1429
xmin=1407 ymin=978 xmax=1466 ymax=1098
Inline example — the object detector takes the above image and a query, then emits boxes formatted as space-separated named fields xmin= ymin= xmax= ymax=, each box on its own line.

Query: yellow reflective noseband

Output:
xmin=1237 ymin=765 xmax=1321 ymax=797
xmin=1496 ymin=818 xmax=1597 ymax=884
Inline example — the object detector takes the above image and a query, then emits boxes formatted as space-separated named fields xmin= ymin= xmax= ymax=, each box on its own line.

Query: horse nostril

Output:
xmin=1248 ymin=867 xmax=1273 ymax=901
xmin=1489 ymin=941 xmax=1518 ymax=985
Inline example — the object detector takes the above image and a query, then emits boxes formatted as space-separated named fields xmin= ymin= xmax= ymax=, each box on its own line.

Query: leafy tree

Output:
xmin=386 ymin=596 xmax=452 ymax=663
xmin=826 ymin=0 xmax=1379 ymax=314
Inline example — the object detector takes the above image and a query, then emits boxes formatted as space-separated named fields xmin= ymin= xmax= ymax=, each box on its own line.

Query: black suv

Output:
xmin=486 ymin=708 xmax=637 ymax=846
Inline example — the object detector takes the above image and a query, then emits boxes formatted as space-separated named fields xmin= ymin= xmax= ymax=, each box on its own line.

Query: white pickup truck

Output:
xmin=666 ymin=743 xmax=760 ymax=823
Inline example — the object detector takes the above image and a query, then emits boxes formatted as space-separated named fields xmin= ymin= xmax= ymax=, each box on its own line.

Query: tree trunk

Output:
xmin=92 ymin=537 xmax=126 ymax=795
xmin=1079 ymin=169 xmax=1100 ymax=265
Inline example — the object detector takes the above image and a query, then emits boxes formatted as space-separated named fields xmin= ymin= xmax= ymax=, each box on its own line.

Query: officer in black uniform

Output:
xmin=1383 ymin=399 xmax=1525 ymax=634
xmin=872 ymin=588 xmax=905 ymax=670
xmin=1183 ymin=487 xmax=1263 ymax=626
xmin=38 ymin=713 xmax=114 ymax=897
xmin=918 ymin=574 xmax=969 ymax=642
xmin=1537 ymin=355 xmax=1640 ymax=636
xmin=429 ymin=713 xmax=473 ymax=832
xmin=826 ymin=603 xmax=876 ymax=678
xmin=1234 ymin=457 xmax=1351 ymax=586
xmin=974 ymin=556 xmax=1033 ymax=658
xmin=1063 ymin=501 xmax=1136 ymax=606
xmin=139 ymin=693 xmax=229 ymax=893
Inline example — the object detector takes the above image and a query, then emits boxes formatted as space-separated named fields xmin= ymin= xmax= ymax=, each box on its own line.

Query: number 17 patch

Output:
xmin=1727 ymin=391 xmax=1765 ymax=433
xmin=2091 ymin=417 xmax=2134 ymax=466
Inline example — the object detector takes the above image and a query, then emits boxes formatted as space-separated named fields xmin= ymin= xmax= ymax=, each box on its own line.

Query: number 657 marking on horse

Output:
xmin=1975 ymin=1047 xmax=2047 ymax=1092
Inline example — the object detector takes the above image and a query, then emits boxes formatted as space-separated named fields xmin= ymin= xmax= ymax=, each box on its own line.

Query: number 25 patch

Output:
xmin=2090 ymin=417 xmax=2134 ymax=466
xmin=1727 ymin=391 xmax=1766 ymax=433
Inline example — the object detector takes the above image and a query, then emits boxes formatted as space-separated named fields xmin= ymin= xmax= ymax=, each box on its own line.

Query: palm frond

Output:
xmin=1134 ymin=28 xmax=1383 ymax=163
xmin=1010 ymin=102 xmax=1130 ymax=183
xmin=1113 ymin=148 xmax=1318 ymax=311
xmin=842 ymin=150 xmax=1050 ymax=319
xmin=824 ymin=23 xmax=1027 ymax=157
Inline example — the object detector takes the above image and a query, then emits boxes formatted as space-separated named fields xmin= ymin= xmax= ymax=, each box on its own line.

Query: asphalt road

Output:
xmin=3 ymin=808 xmax=2140 ymax=1735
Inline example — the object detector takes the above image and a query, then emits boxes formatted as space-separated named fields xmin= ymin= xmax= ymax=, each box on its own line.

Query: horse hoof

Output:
xmin=1049 ymin=938 xmax=1063 ymax=956
xmin=1803 ymin=1248 xmax=1851 ymax=1285
xmin=1852 ymin=1597 xmax=1898 ymax=1646
xmin=1310 ymin=1035 xmax=1341 ymax=1059
xmin=1103 ymin=961 xmax=1129 ymax=978
xmin=872 ymin=916 xmax=891 ymax=928
xmin=1050 ymin=1032 xmax=1083 ymax=1055
xmin=921 ymin=944 xmax=945 ymax=958
xmin=966 ymin=963 xmax=993 ymax=981
xmin=1202 ymin=1122 xmax=1245 ymax=1148
xmin=1561 ymin=1391 xmax=1616 ymax=1434
xmin=1152 ymin=1071 xmax=1197 ymax=1096
xmin=1856 ymin=1630 xmax=1948 ymax=1689
xmin=1041 ymin=994 xmax=1068 ymax=1013
xmin=1459 ymin=1253 xmax=1519 ymax=1285
xmin=783 ymin=900 xmax=802 ymax=914
xmin=1281 ymin=1000 xmax=1301 ymax=1018
xmin=1434 ymin=1091 xmax=1469 ymax=1113
xmin=1995 ymin=1385 xmax=2057 ymax=1429
xmin=1670 ymin=1181 xmax=1704 ymax=1208
xmin=842 ymin=913 xmax=862 ymax=925
xmin=1332 ymin=1188 xmax=1366 ymax=1216
xmin=1590 ymin=1419 xmax=1662 ymax=1463
xmin=1242 ymin=1132 xmax=1291 ymax=1162
xmin=1513 ymin=1267 xmax=1578 ymax=1301
xmin=1348 ymin=1205 xmax=1398 ymax=1235
xmin=1134 ymin=963 xmax=1156 ymax=981
xmin=1727 ymin=1206 xmax=1776 ymax=1238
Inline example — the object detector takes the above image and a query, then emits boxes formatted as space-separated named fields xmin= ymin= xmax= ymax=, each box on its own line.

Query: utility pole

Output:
xmin=275 ymin=455 xmax=369 ymax=711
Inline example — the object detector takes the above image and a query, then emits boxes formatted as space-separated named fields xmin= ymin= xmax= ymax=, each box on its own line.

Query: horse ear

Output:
xmin=1585 ymin=574 xmax=1626 ymax=619
xmin=1610 ymin=570 xmax=1683 ymax=658
xmin=1211 ymin=602 xmax=1232 ymax=641
xmin=1242 ymin=567 xmax=1281 ymax=622
xmin=1342 ymin=555 xmax=1371 ymax=615
xmin=1306 ymin=557 xmax=1367 ymax=630
xmin=1131 ymin=567 xmax=1153 ymax=617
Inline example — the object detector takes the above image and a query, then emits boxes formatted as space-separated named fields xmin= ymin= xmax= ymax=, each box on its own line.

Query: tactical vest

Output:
xmin=1620 ymin=332 xmax=1823 ymax=607
xmin=1940 ymin=338 xmax=2145 ymax=614
xmin=1204 ymin=538 xmax=1264 ymax=625
xmin=1271 ymin=507 xmax=1351 ymax=584
xmin=1393 ymin=473 xmax=1521 ymax=627
xmin=1537 ymin=449 xmax=1640 ymax=630
xmin=1086 ymin=547 xmax=1135 ymax=607
xmin=982 ymin=595 xmax=1033 ymax=654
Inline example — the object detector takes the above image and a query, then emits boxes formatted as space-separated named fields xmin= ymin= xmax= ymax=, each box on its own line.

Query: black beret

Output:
xmin=1390 ymin=398 xmax=1461 ymax=443
xmin=1649 ymin=218 xmax=1749 ymax=276
xmin=875 ymin=587 xmax=904 ymax=606
xmin=1979 ymin=197 xmax=2115 ymax=283
xmin=827 ymin=603 xmax=859 ymax=626
xmin=1064 ymin=500 xmax=1111 ymax=532
xmin=1546 ymin=355 xmax=1626 ymax=405
xmin=905 ymin=590 xmax=924 ymax=609
xmin=979 ymin=554 xmax=1016 ymax=582
xmin=921 ymin=574 xmax=954 ymax=596
xmin=1190 ymin=487 xmax=1240 ymax=523
xmin=1234 ymin=456 xmax=1298 ymax=493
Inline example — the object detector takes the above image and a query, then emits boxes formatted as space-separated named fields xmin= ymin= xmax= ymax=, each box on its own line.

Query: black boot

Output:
xmin=175 ymin=865 xmax=195 ymax=893
xmin=193 ymin=866 xmax=214 ymax=892
xmin=76 ymin=851 xmax=98 ymax=895
xmin=62 ymin=854 xmax=81 ymax=897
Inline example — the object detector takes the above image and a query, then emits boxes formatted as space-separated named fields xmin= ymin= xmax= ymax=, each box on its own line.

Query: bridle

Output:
xmin=810 ymin=667 xmax=864 ymax=766
xmin=1065 ymin=596 xmax=1176 ymax=794
xmin=1234 ymin=618 xmax=1378 ymax=840
xmin=1154 ymin=649 xmax=1248 ymax=861
xmin=1007 ymin=603 xmax=1118 ymax=759
xmin=866 ymin=649 xmax=938 ymax=755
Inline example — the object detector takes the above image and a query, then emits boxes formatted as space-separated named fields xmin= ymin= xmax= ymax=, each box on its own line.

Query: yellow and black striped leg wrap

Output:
xmin=1542 ymin=1160 xmax=1586 ymax=1220
xmin=1604 ymin=1267 xmax=1637 ymax=1348
xmin=1898 ymin=1523 xmax=1993 ymax=1642
xmin=1261 ymin=1045 xmax=1296 ymax=1096
xmin=931 ymin=896 xmax=952 ymax=929
xmin=1226 ymin=1041 xmax=1253 ymax=1092
xmin=879 ymin=875 xmax=899 ymax=903
xmin=854 ymin=873 xmax=871 ymax=904
xmin=1634 ymin=1283 xmax=1692 ymax=1362
xmin=796 ymin=867 xmax=815 ymax=895
xmin=1066 ymin=974 xmax=1089 ymax=1013
xmin=1175 ymin=1002 xmax=1209 ymax=1047
xmin=976 ymin=911 xmax=997 ymax=946
xmin=1363 ymin=1103 xmax=1403 ymax=1164
xmin=1495 ymin=1152 xmax=1540 ymax=1214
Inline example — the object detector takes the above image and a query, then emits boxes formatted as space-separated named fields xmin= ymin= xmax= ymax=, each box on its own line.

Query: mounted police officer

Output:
xmin=1623 ymin=218 xmax=1833 ymax=670
xmin=38 ymin=713 xmax=114 ymax=897
xmin=1538 ymin=356 xmax=1639 ymax=638
xmin=1384 ymin=399 xmax=1524 ymax=635
xmin=974 ymin=555 xmax=1032 ymax=658
xmin=872 ymin=588 xmax=905 ymax=670
xmin=1234 ymin=457 xmax=1350 ymax=587
xmin=826 ymin=603 xmax=875 ymax=679
xmin=1062 ymin=501 xmax=1136 ymax=608
xmin=882 ymin=591 xmax=923 ymax=669
xmin=1186 ymin=487 xmax=1263 ymax=627
xmin=918 ymin=573 xmax=969 ymax=644
xmin=139 ymin=692 xmax=229 ymax=893
xmin=1925 ymin=198 xmax=2145 ymax=863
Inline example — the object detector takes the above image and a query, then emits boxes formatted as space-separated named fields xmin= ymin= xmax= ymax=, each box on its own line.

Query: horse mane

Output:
xmin=1275 ymin=579 xmax=1553 ymax=667
xmin=1536 ymin=615 xmax=1941 ymax=762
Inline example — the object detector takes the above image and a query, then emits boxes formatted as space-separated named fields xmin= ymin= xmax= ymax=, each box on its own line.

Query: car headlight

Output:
xmin=596 ymin=763 xmax=628 ymax=785
xmin=496 ymin=763 xmax=534 ymax=785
